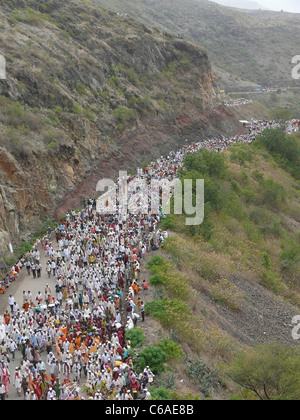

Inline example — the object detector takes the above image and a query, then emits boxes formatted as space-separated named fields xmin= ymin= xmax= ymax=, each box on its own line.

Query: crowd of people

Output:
xmin=0 ymin=205 xmax=161 ymax=400
xmin=0 ymin=118 xmax=298 ymax=400
xmin=286 ymin=119 xmax=300 ymax=134
xmin=224 ymin=98 xmax=253 ymax=107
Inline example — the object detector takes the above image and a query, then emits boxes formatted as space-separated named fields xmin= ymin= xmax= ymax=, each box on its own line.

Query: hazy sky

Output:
xmin=213 ymin=0 xmax=300 ymax=13
xmin=255 ymin=0 xmax=300 ymax=12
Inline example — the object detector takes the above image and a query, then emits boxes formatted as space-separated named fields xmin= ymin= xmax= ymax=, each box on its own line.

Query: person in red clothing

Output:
xmin=126 ymin=303 xmax=133 ymax=319
xmin=129 ymin=377 xmax=140 ymax=400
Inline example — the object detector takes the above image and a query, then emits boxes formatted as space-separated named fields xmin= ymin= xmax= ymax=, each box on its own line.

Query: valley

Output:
xmin=0 ymin=0 xmax=299 ymax=403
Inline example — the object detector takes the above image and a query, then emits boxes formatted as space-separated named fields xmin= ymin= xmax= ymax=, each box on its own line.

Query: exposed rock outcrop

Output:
xmin=0 ymin=0 xmax=244 ymax=262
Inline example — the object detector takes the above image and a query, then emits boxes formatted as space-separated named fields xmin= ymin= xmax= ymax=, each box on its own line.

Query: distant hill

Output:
xmin=91 ymin=0 xmax=300 ymax=89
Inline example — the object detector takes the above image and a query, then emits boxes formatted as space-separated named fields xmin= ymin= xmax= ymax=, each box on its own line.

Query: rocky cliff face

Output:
xmin=0 ymin=0 xmax=243 ymax=265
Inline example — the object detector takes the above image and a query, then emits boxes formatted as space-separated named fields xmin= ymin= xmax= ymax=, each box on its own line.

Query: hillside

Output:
xmin=0 ymin=0 xmax=243 ymax=266
xmin=0 ymin=0 xmax=299 ymax=402
xmin=91 ymin=0 xmax=300 ymax=89
xmin=228 ymin=87 xmax=300 ymax=120
xmin=141 ymin=132 xmax=300 ymax=399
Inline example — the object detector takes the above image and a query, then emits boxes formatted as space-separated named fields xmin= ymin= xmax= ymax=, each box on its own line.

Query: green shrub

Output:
xmin=262 ymin=252 xmax=271 ymax=269
xmin=190 ymin=218 xmax=214 ymax=241
xmin=157 ymin=100 xmax=169 ymax=110
xmin=145 ymin=298 xmax=192 ymax=329
xmin=261 ymin=270 xmax=285 ymax=294
xmin=75 ymin=82 xmax=89 ymax=95
xmin=181 ymin=171 xmax=223 ymax=213
xmin=171 ymin=391 xmax=200 ymax=400
xmin=231 ymin=179 xmax=241 ymax=193
xmin=157 ymin=339 xmax=184 ymax=360
xmin=3 ymin=257 xmax=17 ymax=267
xmin=145 ymin=299 xmax=165 ymax=316
xmin=280 ymin=239 xmax=300 ymax=264
xmin=147 ymin=256 xmax=166 ymax=268
xmin=252 ymin=170 xmax=264 ymax=184
xmin=241 ymin=187 xmax=257 ymax=204
xmin=138 ymin=345 xmax=168 ymax=374
xmin=261 ymin=178 xmax=286 ymax=209
xmin=99 ymin=91 xmax=109 ymax=100
xmin=255 ymin=128 xmax=300 ymax=179
xmin=116 ymin=64 xmax=138 ymax=84
xmin=149 ymin=386 xmax=172 ymax=400
xmin=230 ymin=146 xmax=254 ymax=165
xmin=125 ymin=68 xmax=138 ymax=84
xmin=71 ymin=103 xmax=83 ymax=115
xmin=248 ymin=206 xmax=271 ymax=225
xmin=107 ymin=76 xmax=121 ymax=88
xmin=160 ymin=214 xmax=178 ymax=230
xmin=9 ymin=8 xmax=50 ymax=25
xmin=83 ymin=108 xmax=95 ymax=122
xmin=33 ymin=218 xmax=57 ymax=240
xmin=15 ymin=242 xmax=33 ymax=259
xmin=125 ymin=328 xmax=145 ymax=348
xmin=149 ymin=274 xmax=167 ymax=286
xmin=243 ymin=220 xmax=264 ymax=243
xmin=112 ymin=106 xmax=136 ymax=123
xmin=183 ymin=149 xmax=227 ymax=179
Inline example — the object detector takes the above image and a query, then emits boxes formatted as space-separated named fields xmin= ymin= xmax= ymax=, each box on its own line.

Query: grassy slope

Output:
xmin=1 ymin=0 xmax=238 ymax=265
xmin=0 ymin=0 xmax=220 ymax=158
xmin=229 ymin=89 xmax=300 ymax=120
xmin=142 ymin=138 xmax=300 ymax=399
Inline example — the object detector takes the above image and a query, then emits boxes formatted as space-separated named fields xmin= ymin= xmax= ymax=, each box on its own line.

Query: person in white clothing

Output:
xmin=8 ymin=295 xmax=15 ymax=313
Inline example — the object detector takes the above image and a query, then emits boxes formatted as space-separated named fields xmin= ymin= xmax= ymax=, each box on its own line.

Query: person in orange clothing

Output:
xmin=142 ymin=280 xmax=149 ymax=291
xmin=136 ymin=297 xmax=142 ymax=309
xmin=22 ymin=300 xmax=30 ymax=313
xmin=69 ymin=342 xmax=75 ymax=355
xmin=132 ymin=282 xmax=139 ymax=295
xmin=74 ymin=333 xmax=81 ymax=349
xmin=4 ymin=311 xmax=10 ymax=325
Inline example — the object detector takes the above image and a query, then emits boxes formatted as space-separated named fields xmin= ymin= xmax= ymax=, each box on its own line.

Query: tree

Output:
xmin=227 ymin=343 xmax=300 ymax=400
xmin=183 ymin=149 xmax=227 ymax=179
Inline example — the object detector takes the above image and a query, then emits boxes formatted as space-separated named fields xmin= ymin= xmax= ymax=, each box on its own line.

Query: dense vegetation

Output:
xmin=162 ymin=130 xmax=300 ymax=298
xmin=228 ymin=343 xmax=300 ymax=400
xmin=254 ymin=128 xmax=300 ymax=179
